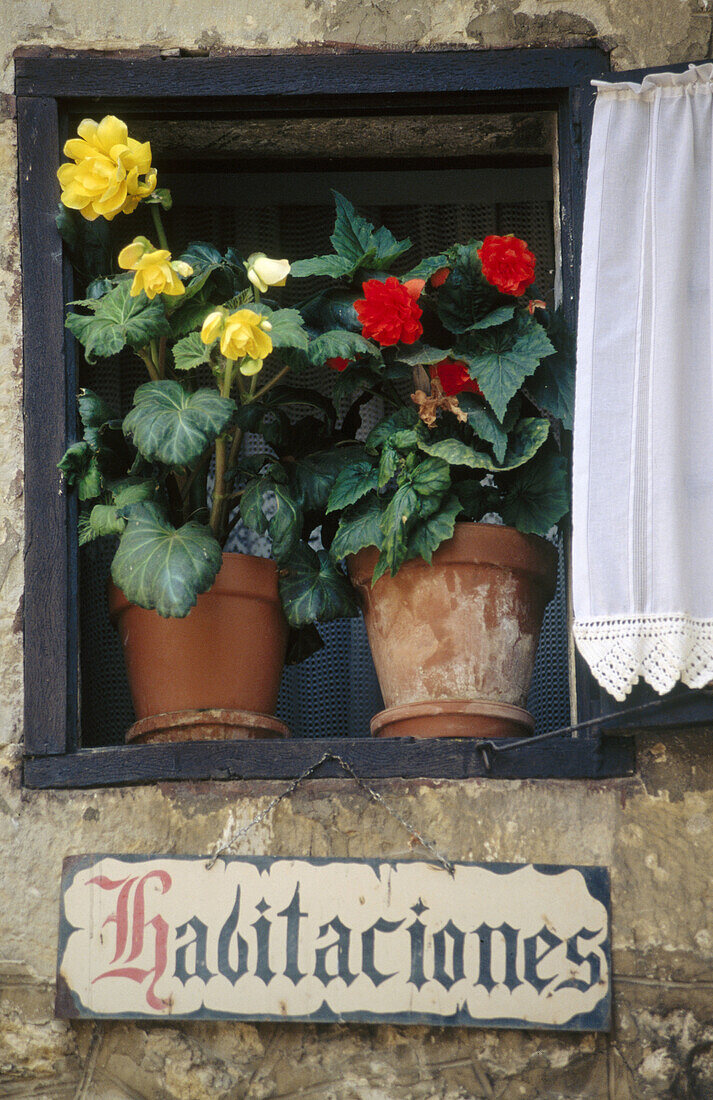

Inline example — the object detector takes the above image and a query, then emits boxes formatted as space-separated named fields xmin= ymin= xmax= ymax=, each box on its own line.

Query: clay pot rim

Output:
xmin=348 ymin=521 xmax=558 ymax=595
xmin=108 ymin=550 xmax=282 ymax=622
xmin=126 ymin=707 xmax=290 ymax=743
xmin=370 ymin=699 xmax=535 ymax=739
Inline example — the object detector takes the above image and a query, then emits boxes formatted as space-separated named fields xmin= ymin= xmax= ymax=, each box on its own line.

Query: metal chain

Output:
xmin=206 ymin=751 xmax=455 ymax=875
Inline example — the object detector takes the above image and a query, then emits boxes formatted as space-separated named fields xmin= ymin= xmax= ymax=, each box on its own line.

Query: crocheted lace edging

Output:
xmin=573 ymin=615 xmax=713 ymax=702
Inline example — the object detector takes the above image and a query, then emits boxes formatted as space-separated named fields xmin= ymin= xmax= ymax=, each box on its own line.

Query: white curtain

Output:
xmin=572 ymin=64 xmax=713 ymax=701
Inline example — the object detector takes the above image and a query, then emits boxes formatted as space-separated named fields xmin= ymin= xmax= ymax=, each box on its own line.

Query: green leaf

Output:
xmin=170 ymin=263 xmax=218 ymax=308
xmin=410 ymin=456 xmax=451 ymax=499
xmin=303 ymin=288 xmax=362 ymax=332
xmin=292 ymin=192 xmax=409 ymax=280
xmin=369 ymin=222 xmax=412 ymax=268
xmin=416 ymin=437 xmax=492 ymax=470
xmin=326 ymin=461 xmax=379 ymax=513
xmin=172 ymin=331 xmax=215 ymax=372
xmin=66 ymin=281 xmax=171 ymax=363
xmin=308 ymin=329 xmax=381 ymax=366
xmin=78 ymin=503 xmax=126 ymax=545
xmin=266 ymin=384 xmax=336 ymax=428
xmin=460 ymin=317 xmax=555 ymax=422
xmin=332 ymin=364 xmax=381 ymax=403
xmin=457 ymin=393 xmax=509 ymax=463
xmin=57 ymin=442 xmax=103 ymax=500
xmin=254 ymin=306 xmax=309 ymax=352
xmin=436 ymin=242 xmax=504 ymax=335
xmin=108 ymin=478 xmax=158 ymax=508
xmin=86 ymin=276 xmax=116 ymax=300
xmin=390 ymin=429 xmax=421 ymax=452
xmin=365 ymin=406 xmax=420 ymax=453
xmin=122 ymin=380 xmax=236 ymax=467
xmin=240 ymin=477 xmax=270 ymax=536
xmin=328 ymin=190 xmax=412 ymax=269
xmin=177 ymin=242 xmax=249 ymax=300
xmin=417 ymin=418 xmax=548 ymax=474
xmin=279 ymin=543 xmax=358 ymax=627
xmin=178 ymin=242 xmax=223 ymax=273
xmin=234 ymin=402 xmax=289 ymax=450
xmin=525 ymin=311 xmax=575 ymax=429
xmin=454 ymin=479 xmax=492 ymax=522
xmin=268 ymin=482 xmax=303 ymax=561
xmin=331 ymin=494 xmax=384 ymax=559
xmin=289 ymin=447 xmax=362 ymax=514
xmin=77 ymin=388 xmax=120 ymax=449
xmin=290 ymin=255 xmax=357 ymax=280
xmin=499 ymin=417 xmax=550 ymax=469
xmin=468 ymin=305 xmax=515 ymax=331
xmin=402 ymin=253 xmax=449 ymax=281
xmin=111 ymin=502 xmax=222 ymax=618
xmin=330 ymin=191 xmax=375 ymax=264
xmin=380 ymin=483 xmax=420 ymax=576
xmin=144 ymin=187 xmax=173 ymax=210
xmin=407 ymin=493 xmax=462 ymax=562
xmin=395 ymin=344 xmax=452 ymax=367
xmin=500 ymin=450 xmax=569 ymax=535
xmin=378 ymin=444 xmax=399 ymax=488
xmin=167 ymin=298 xmax=216 ymax=339
xmin=222 ymin=288 xmax=254 ymax=312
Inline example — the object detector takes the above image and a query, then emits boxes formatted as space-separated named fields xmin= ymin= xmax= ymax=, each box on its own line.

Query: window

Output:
xmin=19 ymin=48 xmax=661 ymax=788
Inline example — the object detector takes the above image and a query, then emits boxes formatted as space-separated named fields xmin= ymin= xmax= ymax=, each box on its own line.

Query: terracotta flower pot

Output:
xmin=348 ymin=523 xmax=558 ymax=739
xmin=108 ymin=552 xmax=290 ymax=743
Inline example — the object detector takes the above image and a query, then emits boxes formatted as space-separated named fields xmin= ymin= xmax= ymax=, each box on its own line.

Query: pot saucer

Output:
xmin=370 ymin=699 xmax=534 ymax=739
xmin=126 ymin=708 xmax=290 ymax=744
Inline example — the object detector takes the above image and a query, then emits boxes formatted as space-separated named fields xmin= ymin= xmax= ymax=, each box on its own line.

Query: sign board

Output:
xmin=57 ymin=855 xmax=610 ymax=1030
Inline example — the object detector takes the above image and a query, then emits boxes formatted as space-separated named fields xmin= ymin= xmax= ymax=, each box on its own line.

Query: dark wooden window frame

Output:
xmin=18 ymin=46 xmax=673 ymax=790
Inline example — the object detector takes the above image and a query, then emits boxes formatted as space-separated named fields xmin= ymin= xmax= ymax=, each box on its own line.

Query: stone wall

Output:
xmin=1 ymin=2 xmax=713 ymax=1097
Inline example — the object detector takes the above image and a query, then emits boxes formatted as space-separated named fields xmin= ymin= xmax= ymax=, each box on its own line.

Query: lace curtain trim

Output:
xmin=573 ymin=615 xmax=713 ymax=702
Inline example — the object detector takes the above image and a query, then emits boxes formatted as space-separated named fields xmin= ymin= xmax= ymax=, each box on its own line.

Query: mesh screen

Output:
xmin=77 ymin=167 xmax=568 ymax=745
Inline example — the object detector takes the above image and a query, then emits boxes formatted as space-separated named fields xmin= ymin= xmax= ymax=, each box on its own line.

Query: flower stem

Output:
xmin=226 ymin=427 xmax=244 ymax=475
xmin=150 ymin=204 xmax=170 ymax=251
xmin=137 ymin=347 xmax=160 ymax=381
xmin=210 ymin=360 xmax=236 ymax=539
xmin=210 ymin=435 xmax=227 ymax=538
xmin=252 ymin=363 xmax=290 ymax=402
xmin=157 ymin=336 xmax=167 ymax=379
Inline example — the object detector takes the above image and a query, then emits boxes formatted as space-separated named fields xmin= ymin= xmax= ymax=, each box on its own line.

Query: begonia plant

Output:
xmin=289 ymin=193 xmax=574 ymax=583
xmin=57 ymin=116 xmax=362 ymax=659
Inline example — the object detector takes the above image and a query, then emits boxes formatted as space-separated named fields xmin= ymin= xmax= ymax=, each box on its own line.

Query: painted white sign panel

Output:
xmin=57 ymin=856 xmax=610 ymax=1030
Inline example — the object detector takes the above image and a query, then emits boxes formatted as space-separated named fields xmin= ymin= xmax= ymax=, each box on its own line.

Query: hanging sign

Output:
xmin=56 ymin=855 xmax=610 ymax=1030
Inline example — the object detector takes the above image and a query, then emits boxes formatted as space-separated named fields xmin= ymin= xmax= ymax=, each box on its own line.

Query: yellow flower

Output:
xmin=201 ymin=309 xmax=273 ymax=363
xmin=118 ymin=238 xmax=192 ymax=299
xmin=200 ymin=311 xmax=226 ymax=345
xmin=245 ymin=253 xmax=291 ymax=294
xmin=57 ymin=115 xmax=157 ymax=222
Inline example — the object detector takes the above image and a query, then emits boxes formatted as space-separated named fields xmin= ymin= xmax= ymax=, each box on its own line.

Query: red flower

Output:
xmin=430 ymin=266 xmax=451 ymax=288
xmin=430 ymin=358 xmax=482 ymax=397
xmin=326 ymin=357 xmax=350 ymax=372
xmin=354 ymin=277 xmax=423 ymax=347
xmin=478 ymin=235 xmax=536 ymax=297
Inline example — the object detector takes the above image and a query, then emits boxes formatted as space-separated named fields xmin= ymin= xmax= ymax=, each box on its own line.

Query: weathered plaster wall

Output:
xmin=1 ymin=2 xmax=713 ymax=1098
